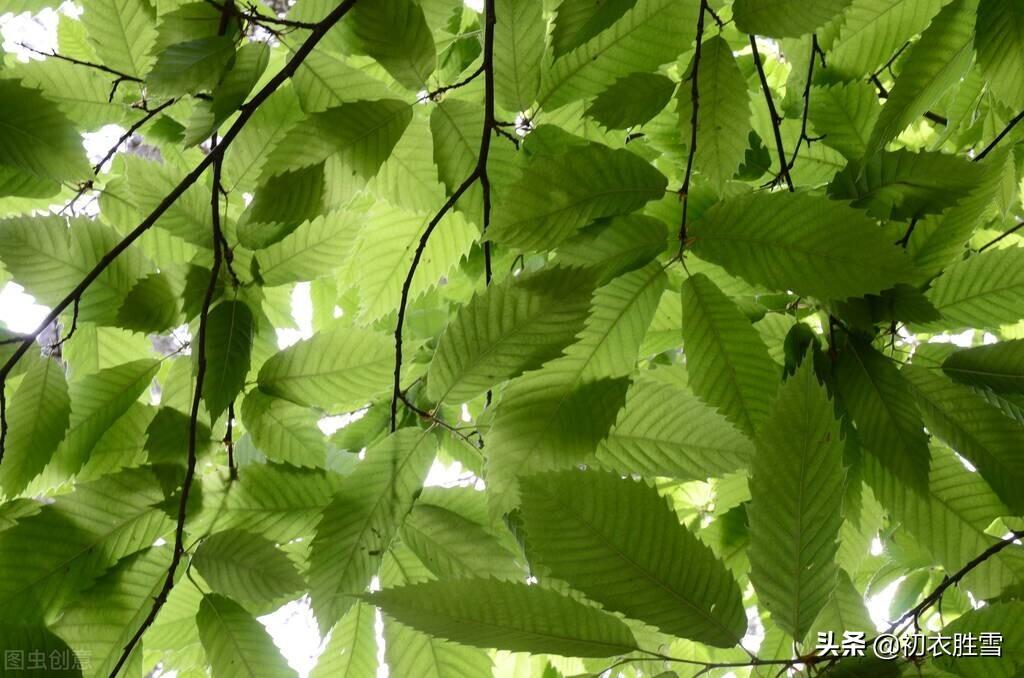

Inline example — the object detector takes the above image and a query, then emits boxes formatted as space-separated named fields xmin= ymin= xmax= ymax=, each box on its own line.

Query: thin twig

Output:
xmin=750 ymin=36 xmax=795 ymax=192
xmin=870 ymin=74 xmax=948 ymax=126
xmin=974 ymin=109 xmax=1024 ymax=162
xmin=108 ymin=136 xmax=228 ymax=677
xmin=423 ymin=63 xmax=485 ymax=102
xmin=390 ymin=0 xmax=498 ymax=430
xmin=0 ymin=0 xmax=361 ymax=467
xmin=18 ymin=44 xmax=143 ymax=84
xmin=896 ymin=216 xmax=919 ymax=248
xmin=887 ymin=530 xmax=1024 ymax=636
xmin=205 ymin=0 xmax=320 ymax=29
xmin=786 ymin=35 xmax=824 ymax=172
xmin=676 ymin=0 xmax=710 ymax=251
xmin=93 ymin=99 xmax=177 ymax=174
xmin=978 ymin=220 xmax=1024 ymax=252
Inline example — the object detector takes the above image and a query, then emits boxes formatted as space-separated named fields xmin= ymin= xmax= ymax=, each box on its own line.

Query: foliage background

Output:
xmin=0 ymin=0 xmax=1023 ymax=676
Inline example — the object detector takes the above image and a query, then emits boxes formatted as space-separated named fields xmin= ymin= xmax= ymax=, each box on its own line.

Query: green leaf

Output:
xmin=376 ymin=543 xmax=496 ymax=676
xmin=0 ymin=355 xmax=70 ymax=497
xmin=80 ymin=0 xmax=156 ymax=78
xmin=426 ymin=266 xmax=596 ymax=404
xmin=690 ymin=36 xmax=752 ymax=190
xmin=146 ymin=36 xmax=236 ymax=97
xmin=197 ymin=593 xmax=297 ymax=678
xmin=0 ymin=468 xmax=172 ymax=621
xmin=585 ymin=72 xmax=675 ymax=130
xmin=348 ymin=202 xmax=478 ymax=322
xmin=485 ymin=143 xmax=667 ymax=251
xmin=121 ymin=156 xmax=213 ymax=247
xmin=485 ymin=262 xmax=666 ymax=514
xmin=935 ymin=602 xmax=1024 ymax=678
xmin=53 ymin=546 xmax=171 ymax=676
xmin=292 ymin=49 xmax=393 ymax=114
xmin=46 ymin=359 xmax=160 ymax=482
xmin=550 ymin=0 xmax=634 ymax=58
xmin=308 ymin=427 xmax=436 ymax=631
xmin=903 ymin=364 xmax=1024 ymax=515
xmin=116 ymin=272 xmax=180 ymax=333
xmin=748 ymin=360 xmax=845 ymax=640
xmin=539 ymin=0 xmax=696 ymax=110
xmin=942 ymin=340 xmax=1024 ymax=395
xmin=925 ymin=247 xmax=1024 ymax=331
xmin=834 ymin=336 xmax=930 ymax=493
xmin=521 ymin=470 xmax=747 ymax=646
xmin=974 ymin=1 xmax=1024 ymax=109
xmin=825 ymin=0 xmax=947 ymax=82
xmin=866 ymin=444 xmax=1024 ymax=599
xmin=399 ymin=504 xmax=523 ymax=581
xmin=0 ymin=625 xmax=83 ymax=677
xmin=733 ymin=0 xmax=853 ymax=38
xmin=595 ymin=376 xmax=753 ymax=480
xmin=257 ymin=324 xmax=392 ymax=411
xmin=807 ymin=82 xmax=880 ymax=160
xmin=240 ymin=391 xmax=327 ymax=468
xmin=493 ymin=0 xmax=544 ymax=112
xmin=185 ymin=41 xmax=270 ymax=145
xmin=193 ymin=529 xmax=305 ymax=606
xmin=264 ymin=99 xmax=412 ymax=180
xmin=690 ymin=191 xmax=916 ymax=299
xmin=14 ymin=57 xmax=128 ymax=130
xmin=201 ymin=300 xmax=254 ymax=422
xmin=827 ymin=149 xmax=983 ymax=220
xmin=342 ymin=0 xmax=436 ymax=90
xmin=370 ymin=579 xmax=639 ymax=657
xmin=256 ymin=211 xmax=361 ymax=286
xmin=193 ymin=462 xmax=344 ymax=543
xmin=866 ymin=0 xmax=977 ymax=154
xmin=366 ymin=114 xmax=446 ymax=214
xmin=311 ymin=602 xmax=378 ymax=678
xmin=679 ymin=273 xmax=778 ymax=435
xmin=0 ymin=80 xmax=90 ymax=183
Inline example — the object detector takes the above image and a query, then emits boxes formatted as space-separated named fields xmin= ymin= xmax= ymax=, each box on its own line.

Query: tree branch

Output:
xmin=786 ymin=35 xmax=824 ymax=173
xmin=92 ymin=99 xmax=177 ymax=175
xmin=108 ymin=138 xmax=228 ymax=678
xmin=870 ymin=74 xmax=948 ymax=126
xmin=885 ymin=530 xmax=1024 ymax=639
xmin=390 ymin=0 xmax=498 ymax=430
xmin=204 ymin=0 xmax=320 ymax=30
xmin=974 ymin=108 xmax=1024 ymax=162
xmin=17 ymin=44 xmax=143 ymax=85
xmin=0 ymin=0 xmax=361 ymax=466
xmin=676 ymin=0 xmax=710 ymax=250
xmin=979 ymin=220 xmax=1024 ymax=252
xmin=749 ymin=36 xmax=795 ymax=192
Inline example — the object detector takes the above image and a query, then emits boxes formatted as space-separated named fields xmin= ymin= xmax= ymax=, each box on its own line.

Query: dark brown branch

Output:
xmin=888 ymin=530 xmax=1024 ymax=635
xmin=204 ymin=0 xmax=320 ymax=29
xmin=0 ymin=0 xmax=361 ymax=466
xmin=676 ymin=0 xmax=710 ymax=250
xmin=423 ymin=63 xmax=485 ymax=102
xmin=18 ymin=44 xmax=143 ymax=84
xmin=93 ymin=99 xmax=177 ymax=174
xmin=974 ymin=108 xmax=1024 ymax=162
xmin=479 ymin=0 xmax=497 ymax=408
xmin=390 ymin=0 xmax=498 ymax=430
xmin=870 ymin=74 xmax=948 ymax=126
xmin=979 ymin=220 xmax=1024 ymax=252
xmin=786 ymin=35 xmax=824 ymax=173
xmin=108 ymin=138 xmax=228 ymax=677
xmin=750 ymin=36 xmax=795 ymax=192
xmin=896 ymin=216 xmax=919 ymax=248
xmin=225 ymin=400 xmax=237 ymax=480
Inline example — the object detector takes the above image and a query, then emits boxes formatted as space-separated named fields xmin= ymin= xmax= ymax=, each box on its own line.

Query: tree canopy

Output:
xmin=0 ymin=0 xmax=1023 ymax=676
